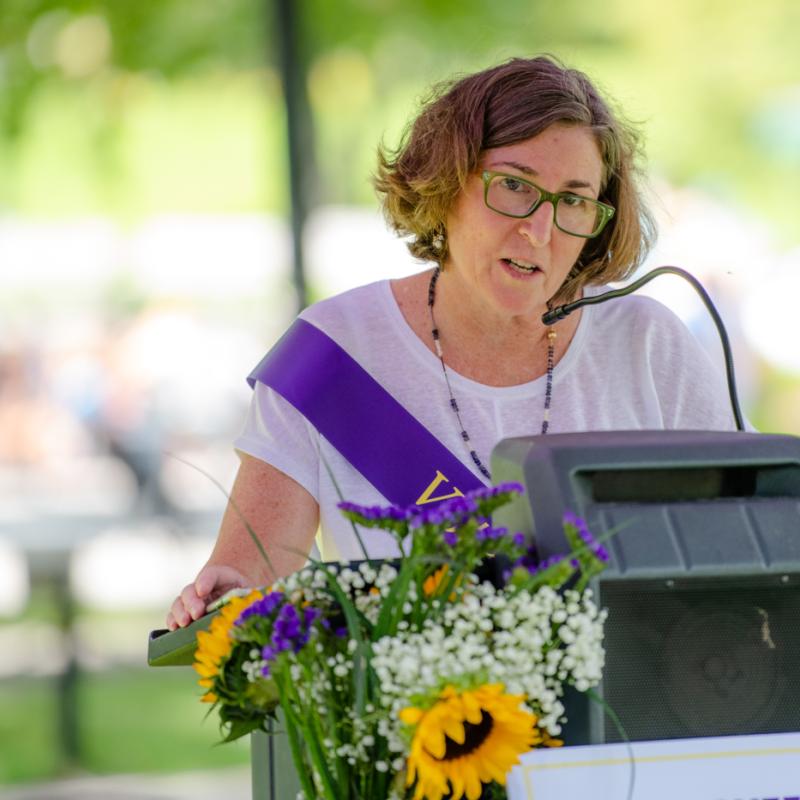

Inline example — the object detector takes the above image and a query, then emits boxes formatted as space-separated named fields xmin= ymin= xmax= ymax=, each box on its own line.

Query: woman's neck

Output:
xmin=392 ymin=268 xmax=582 ymax=387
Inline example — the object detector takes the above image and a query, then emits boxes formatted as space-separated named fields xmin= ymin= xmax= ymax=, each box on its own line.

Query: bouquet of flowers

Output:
xmin=193 ymin=483 xmax=608 ymax=800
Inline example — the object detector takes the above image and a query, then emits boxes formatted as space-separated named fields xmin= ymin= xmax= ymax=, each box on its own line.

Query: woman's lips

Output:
xmin=501 ymin=258 xmax=543 ymax=277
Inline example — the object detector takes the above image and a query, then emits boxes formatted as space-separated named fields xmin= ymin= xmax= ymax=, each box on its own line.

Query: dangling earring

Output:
xmin=431 ymin=229 xmax=446 ymax=269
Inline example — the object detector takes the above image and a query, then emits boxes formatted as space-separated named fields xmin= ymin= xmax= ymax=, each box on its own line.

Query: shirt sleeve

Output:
xmin=233 ymin=381 xmax=321 ymax=502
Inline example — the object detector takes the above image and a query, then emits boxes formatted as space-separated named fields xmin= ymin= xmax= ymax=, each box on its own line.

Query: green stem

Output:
xmin=585 ymin=687 xmax=636 ymax=800
xmin=307 ymin=661 xmax=350 ymax=795
xmin=368 ymin=735 xmax=391 ymax=799
xmin=275 ymin=691 xmax=316 ymax=799
xmin=275 ymin=670 xmax=340 ymax=800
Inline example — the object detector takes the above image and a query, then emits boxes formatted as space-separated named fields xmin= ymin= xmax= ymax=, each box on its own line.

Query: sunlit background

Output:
xmin=2 ymin=0 xmax=800 ymax=796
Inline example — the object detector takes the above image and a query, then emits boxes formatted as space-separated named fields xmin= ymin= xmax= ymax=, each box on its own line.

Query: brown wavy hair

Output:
xmin=374 ymin=55 xmax=656 ymax=303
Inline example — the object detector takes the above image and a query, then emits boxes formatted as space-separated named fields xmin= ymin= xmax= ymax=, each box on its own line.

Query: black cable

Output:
xmin=542 ymin=266 xmax=745 ymax=432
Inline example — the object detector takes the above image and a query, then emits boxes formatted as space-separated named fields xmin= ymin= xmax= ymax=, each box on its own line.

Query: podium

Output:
xmin=492 ymin=430 xmax=800 ymax=744
xmin=149 ymin=429 xmax=800 ymax=792
xmin=148 ymin=615 xmax=302 ymax=799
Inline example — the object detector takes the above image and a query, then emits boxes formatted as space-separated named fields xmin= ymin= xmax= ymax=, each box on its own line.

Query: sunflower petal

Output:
xmin=400 ymin=706 xmax=424 ymax=726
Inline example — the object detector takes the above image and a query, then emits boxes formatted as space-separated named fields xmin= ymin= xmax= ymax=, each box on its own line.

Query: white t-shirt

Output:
xmin=234 ymin=279 xmax=737 ymax=561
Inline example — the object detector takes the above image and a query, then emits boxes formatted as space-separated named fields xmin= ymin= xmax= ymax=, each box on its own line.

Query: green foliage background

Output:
xmin=1 ymin=0 xmax=799 ymax=242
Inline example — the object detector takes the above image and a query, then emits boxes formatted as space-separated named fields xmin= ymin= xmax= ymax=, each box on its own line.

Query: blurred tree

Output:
xmin=0 ymin=0 xmax=798 ymax=238
xmin=0 ymin=0 xmax=263 ymax=138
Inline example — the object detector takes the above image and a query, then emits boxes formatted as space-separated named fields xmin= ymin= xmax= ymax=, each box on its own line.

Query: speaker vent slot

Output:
xmin=579 ymin=463 xmax=800 ymax=504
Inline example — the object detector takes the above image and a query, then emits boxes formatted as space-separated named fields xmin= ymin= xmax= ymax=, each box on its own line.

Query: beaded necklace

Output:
xmin=427 ymin=266 xmax=556 ymax=481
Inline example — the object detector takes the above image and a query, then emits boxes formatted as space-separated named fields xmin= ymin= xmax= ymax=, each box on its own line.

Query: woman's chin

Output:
xmin=487 ymin=271 xmax=549 ymax=319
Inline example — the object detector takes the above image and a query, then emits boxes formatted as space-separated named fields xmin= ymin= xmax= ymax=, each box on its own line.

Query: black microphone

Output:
xmin=541 ymin=265 xmax=745 ymax=432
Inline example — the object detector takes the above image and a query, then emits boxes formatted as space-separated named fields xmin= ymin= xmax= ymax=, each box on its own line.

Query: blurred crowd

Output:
xmin=1 ymin=193 xmax=799 ymax=646
xmin=0 ymin=303 xmax=261 ymax=641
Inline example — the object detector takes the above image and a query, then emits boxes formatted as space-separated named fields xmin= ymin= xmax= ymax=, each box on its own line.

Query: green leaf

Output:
xmin=372 ymin=554 xmax=420 ymax=639
xmin=245 ymin=678 xmax=280 ymax=712
xmin=219 ymin=716 xmax=266 ymax=744
xmin=319 ymin=564 xmax=372 ymax=718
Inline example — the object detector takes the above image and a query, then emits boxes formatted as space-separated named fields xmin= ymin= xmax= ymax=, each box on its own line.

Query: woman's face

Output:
xmin=444 ymin=123 xmax=604 ymax=322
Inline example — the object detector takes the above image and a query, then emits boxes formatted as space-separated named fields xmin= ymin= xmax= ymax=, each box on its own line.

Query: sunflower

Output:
xmin=399 ymin=683 xmax=540 ymax=800
xmin=193 ymin=589 xmax=263 ymax=702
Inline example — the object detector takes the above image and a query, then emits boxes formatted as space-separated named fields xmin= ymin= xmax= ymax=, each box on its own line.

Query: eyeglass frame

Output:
xmin=481 ymin=170 xmax=615 ymax=239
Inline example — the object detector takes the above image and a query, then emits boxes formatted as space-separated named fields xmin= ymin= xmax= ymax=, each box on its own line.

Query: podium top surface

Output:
xmin=148 ymin=608 xmax=219 ymax=667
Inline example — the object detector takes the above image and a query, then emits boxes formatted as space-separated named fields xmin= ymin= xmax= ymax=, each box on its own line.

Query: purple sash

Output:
xmin=247 ymin=319 xmax=487 ymax=507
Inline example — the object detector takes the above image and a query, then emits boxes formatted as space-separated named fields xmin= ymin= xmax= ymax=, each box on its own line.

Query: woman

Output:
xmin=167 ymin=55 xmax=735 ymax=630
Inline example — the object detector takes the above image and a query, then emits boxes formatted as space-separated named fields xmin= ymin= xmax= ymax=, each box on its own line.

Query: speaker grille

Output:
xmin=599 ymin=576 xmax=800 ymax=742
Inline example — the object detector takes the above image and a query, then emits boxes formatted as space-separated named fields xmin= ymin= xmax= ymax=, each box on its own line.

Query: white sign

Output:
xmin=507 ymin=732 xmax=800 ymax=800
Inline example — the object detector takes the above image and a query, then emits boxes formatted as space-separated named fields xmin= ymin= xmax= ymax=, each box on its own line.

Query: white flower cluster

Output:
xmin=371 ymin=582 xmax=605 ymax=746
xmin=489 ymin=586 xmax=606 ymax=733
xmin=236 ymin=561 xmax=412 ymax=769
xmin=242 ymin=647 xmax=268 ymax=682
xmin=319 ymin=709 xmax=386 ymax=766
xmin=238 ymin=562 xmax=402 ymax=689
xmin=273 ymin=561 xmax=402 ymax=617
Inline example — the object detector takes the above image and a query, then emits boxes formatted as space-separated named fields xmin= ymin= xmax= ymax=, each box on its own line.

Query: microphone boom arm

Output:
xmin=542 ymin=266 xmax=745 ymax=432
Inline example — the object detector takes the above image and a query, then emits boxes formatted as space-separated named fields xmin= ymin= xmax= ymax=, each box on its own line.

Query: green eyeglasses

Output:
xmin=482 ymin=171 xmax=615 ymax=239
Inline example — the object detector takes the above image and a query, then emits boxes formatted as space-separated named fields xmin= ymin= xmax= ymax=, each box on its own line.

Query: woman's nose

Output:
xmin=518 ymin=201 xmax=554 ymax=247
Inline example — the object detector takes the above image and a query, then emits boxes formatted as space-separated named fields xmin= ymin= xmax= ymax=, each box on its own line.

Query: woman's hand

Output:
xmin=164 ymin=453 xmax=319 ymax=631
xmin=165 ymin=564 xmax=250 ymax=630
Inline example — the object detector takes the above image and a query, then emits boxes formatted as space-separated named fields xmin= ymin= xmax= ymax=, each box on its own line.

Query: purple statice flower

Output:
xmin=489 ymin=481 xmax=525 ymax=497
xmin=443 ymin=530 xmax=458 ymax=546
xmin=338 ymin=482 xmax=524 ymax=531
xmin=512 ymin=532 xmax=526 ymax=548
xmin=409 ymin=494 xmax=479 ymax=528
xmin=409 ymin=483 xmax=523 ymax=529
xmin=272 ymin=604 xmax=301 ymax=648
xmin=511 ymin=542 xmax=571 ymax=576
xmin=563 ymin=510 xmax=610 ymax=563
xmin=475 ymin=525 xmax=508 ymax=542
xmin=515 ymin=545 xmax=543 ymax=574
xmin=235 ymin=590 xmax=285 ymax=625
xmin=259 ymin=601 xmax=320 ymax=677
xmin=320 ymin=617 xmax=348 ymax=638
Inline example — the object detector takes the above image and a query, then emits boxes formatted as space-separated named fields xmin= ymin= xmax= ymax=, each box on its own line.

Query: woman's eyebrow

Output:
xmin=489 ymin=160 xmax=598 ymax=193
xmin=491 ymin=159 xmax=536 ymax=175
xmin=563 ymin=179 xmax=596 ymax=192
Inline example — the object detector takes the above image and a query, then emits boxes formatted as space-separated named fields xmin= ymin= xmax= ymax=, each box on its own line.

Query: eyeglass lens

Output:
xmin=486 ymin=174 xmax=603 ymax=236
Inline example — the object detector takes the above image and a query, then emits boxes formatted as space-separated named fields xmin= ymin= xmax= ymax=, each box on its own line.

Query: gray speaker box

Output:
xmin=491 ymin=430 xmax=800 ymax=744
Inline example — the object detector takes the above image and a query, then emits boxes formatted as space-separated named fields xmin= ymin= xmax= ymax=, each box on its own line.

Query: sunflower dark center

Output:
xmin=436 ymin=711 xmax=494 ymax=761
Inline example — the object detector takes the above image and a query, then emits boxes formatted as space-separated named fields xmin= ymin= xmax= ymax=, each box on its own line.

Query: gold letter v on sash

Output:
xmin=416 ymin=470 xmax=465 ymax=505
